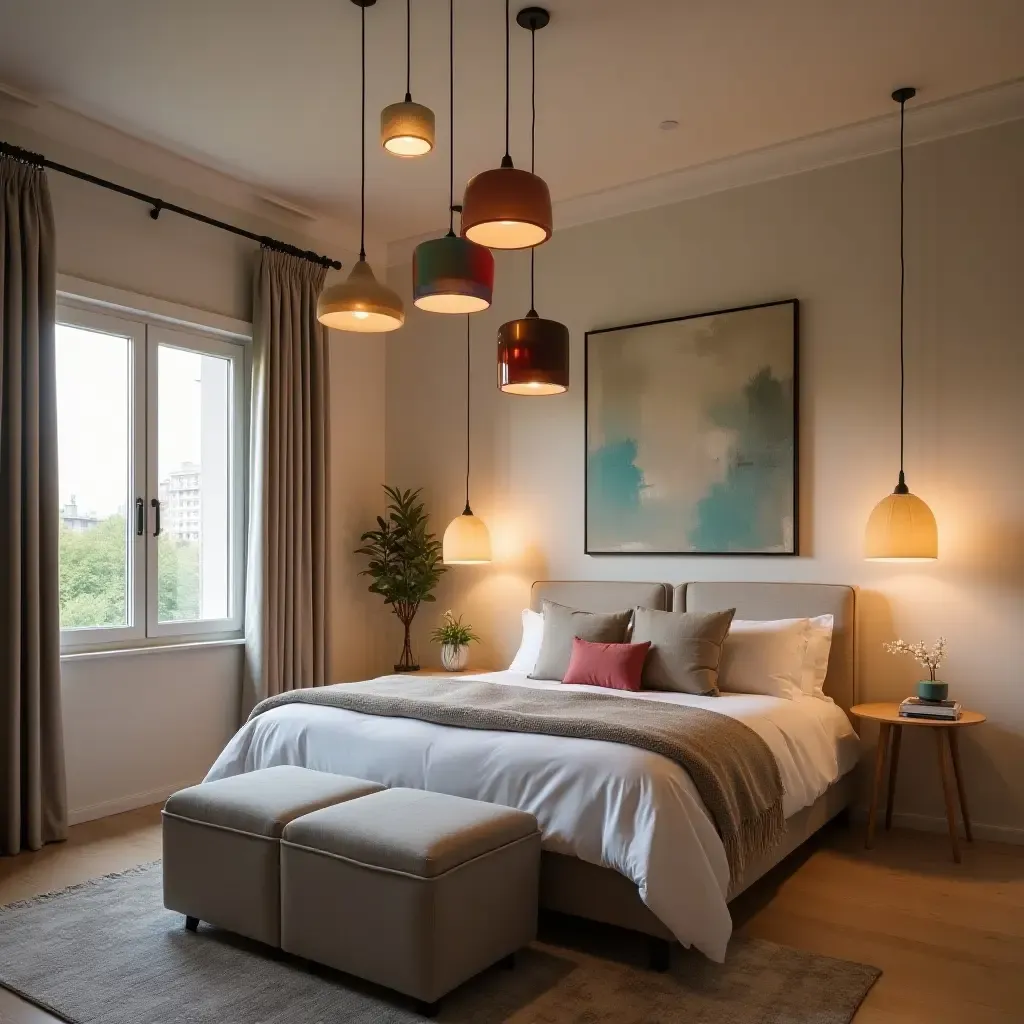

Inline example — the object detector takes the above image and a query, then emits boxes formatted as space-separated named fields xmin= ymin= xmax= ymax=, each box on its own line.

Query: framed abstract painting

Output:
xmin=585 ymin=299 xmax=798 ymax=555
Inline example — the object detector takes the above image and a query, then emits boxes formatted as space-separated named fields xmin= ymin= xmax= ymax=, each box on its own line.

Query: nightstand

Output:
xmin=850 ymin=701 xmax=986 ymax=863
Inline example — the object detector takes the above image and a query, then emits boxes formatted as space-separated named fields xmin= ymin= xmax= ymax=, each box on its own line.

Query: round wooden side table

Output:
xmin=850 ymin=702 xmax=986 ymax=863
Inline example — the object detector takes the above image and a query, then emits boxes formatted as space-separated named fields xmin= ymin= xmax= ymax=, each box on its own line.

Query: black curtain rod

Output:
xmin=0 ymin=139 xmax=342 ymax=270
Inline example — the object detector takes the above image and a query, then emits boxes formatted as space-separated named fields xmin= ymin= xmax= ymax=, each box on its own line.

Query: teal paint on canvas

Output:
xmin=586 ymin=302 xmax=796 ymax=554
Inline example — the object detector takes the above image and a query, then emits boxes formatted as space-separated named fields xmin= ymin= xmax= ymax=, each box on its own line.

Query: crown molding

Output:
xmin=387 ymin=78 xmax=1024 ymax=267
xmin=0 ymin=93 xmax=375 ymax=267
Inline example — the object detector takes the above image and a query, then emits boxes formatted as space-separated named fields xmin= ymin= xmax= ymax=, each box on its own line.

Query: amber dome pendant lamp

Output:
xmin=498 ymin=8 xmax=568 ymax=395
xmin=864 ymin=87 xmax=938 ymax=560
xmin=381 ymin=0 xmax=435 ymax=156
xmin=318 ymin=0 xmax=405 ymax=333
xmin=443 ymin=317 xmax=492 ymax=564
xmin=413 ymin=0 xmax=494 ymax=314
xmin=460 ymin=1 xmax=552 ymax=250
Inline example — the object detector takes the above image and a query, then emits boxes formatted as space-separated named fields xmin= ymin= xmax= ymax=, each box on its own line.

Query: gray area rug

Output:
xmin=0 ymin=863 xmax=879 ymax=1023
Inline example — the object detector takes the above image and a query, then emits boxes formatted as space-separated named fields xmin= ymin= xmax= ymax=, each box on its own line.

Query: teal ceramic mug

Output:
xmin=917 ymin=679 xmax=949 ymax=702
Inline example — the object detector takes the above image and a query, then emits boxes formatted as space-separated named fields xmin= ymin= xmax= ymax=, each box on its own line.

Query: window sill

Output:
xmin=60 ymin=636 xmax=245 ymax=662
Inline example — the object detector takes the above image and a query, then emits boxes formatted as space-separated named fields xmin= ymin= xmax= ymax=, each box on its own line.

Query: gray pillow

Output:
xmin=529 ymin=600 xmax=633 ymax=681
xmin=631 ymin=607 xmax=736 ymax=695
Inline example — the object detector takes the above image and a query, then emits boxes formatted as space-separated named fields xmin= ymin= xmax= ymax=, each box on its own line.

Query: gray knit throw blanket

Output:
xmin=248 ymin=677 xmax=785 ymax=882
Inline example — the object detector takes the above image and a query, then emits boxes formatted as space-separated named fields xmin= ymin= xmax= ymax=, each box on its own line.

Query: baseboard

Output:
xmin=851 ymin=806 xmax=1024 ymax=845
xmin=68 ymin=779 xmax=200 ymax=826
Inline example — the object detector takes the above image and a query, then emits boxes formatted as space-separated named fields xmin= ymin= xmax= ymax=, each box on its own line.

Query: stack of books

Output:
xmin=899 ymin=696 xmax=962 ymax=721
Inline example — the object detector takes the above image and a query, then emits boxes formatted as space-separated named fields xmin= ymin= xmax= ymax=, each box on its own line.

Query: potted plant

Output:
xmin=883 ymin=636 xmax=949 ymax=701
xmin=430 ymin=610 xmax=481 ymax=672
xmin=355 ymin=485 xmax=447 ymax=672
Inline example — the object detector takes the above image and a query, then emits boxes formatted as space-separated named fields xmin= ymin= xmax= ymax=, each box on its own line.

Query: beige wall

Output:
xmin=0 ymin=116 xmax=390 ymax=819
xmin=385 ymin=120 xmax=1024 ymax=840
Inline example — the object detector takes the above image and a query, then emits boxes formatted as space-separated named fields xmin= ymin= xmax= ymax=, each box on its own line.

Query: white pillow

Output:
xmin=804 ymin=614 xmax=835 ymax=700
xmin=508 ymin=608 xmax=544 ymax=674
xmin=718 ymin=617 xmax=811 ymax=700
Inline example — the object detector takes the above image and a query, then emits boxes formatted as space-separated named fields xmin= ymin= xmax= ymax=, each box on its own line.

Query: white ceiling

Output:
xmin=1 ymin=0 xmax=1022 ymax=245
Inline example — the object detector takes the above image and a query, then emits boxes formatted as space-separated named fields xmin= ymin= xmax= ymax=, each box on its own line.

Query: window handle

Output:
xmin=151 ymin=497 xmax=162 ymax=537
xmin=135 ymin=497 xmax=145 ymax=536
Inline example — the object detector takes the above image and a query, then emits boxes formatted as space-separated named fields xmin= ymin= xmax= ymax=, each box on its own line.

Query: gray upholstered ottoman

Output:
xmin=162 ymin=766 xmax=384 ymax=946
xmin=280 ymin=788 xmax=541 ymax=1015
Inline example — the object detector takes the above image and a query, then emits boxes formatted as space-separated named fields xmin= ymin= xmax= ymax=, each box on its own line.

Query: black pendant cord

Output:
xmin=0 ymin=140 xmax=342 ymax=269
xmin=404 ymin=0 xmax=412 ymax=102
xmin=502 ymin=0 xmax=512 ymax=167
xmin=464 ymin=315 xmax=473 ymax=515
xmin=528 ymin=21 xmax=537 ymax=313
xmin=359 ymin=2 xmax=367 ymax=262
xmin=447 ymin=0 xmax=456 ymax=236
xmin=894 ymin=89 xmax=913 ymax=493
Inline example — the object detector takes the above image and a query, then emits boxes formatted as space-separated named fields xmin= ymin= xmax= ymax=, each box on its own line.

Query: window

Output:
xmin=56 ymin=301 xmax=247 ymax=650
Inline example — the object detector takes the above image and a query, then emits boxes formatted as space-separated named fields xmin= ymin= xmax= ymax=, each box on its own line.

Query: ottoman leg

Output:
xmin=648 ymin=937 xmax=671 ymax=972
xmin=185 ymin=916 xmax=200 ymax=932
xmin=414 ymin=998 xmax=440 ymax=1018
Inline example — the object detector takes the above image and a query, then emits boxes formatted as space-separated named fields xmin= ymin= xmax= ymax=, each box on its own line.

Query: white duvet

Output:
xmin=206 ymin=670 xmax=860 ymax=962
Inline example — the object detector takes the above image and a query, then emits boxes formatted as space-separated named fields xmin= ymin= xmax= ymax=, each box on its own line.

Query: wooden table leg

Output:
xmin=948 ymin=730 xmax=973 ymax=843
xmin=866 ymin=722 xmax=890 ymax=849
xmin=934 ymin=729 xmax=962 ymax=863
xmin=885 ymin=724 xmax=902 ymax=831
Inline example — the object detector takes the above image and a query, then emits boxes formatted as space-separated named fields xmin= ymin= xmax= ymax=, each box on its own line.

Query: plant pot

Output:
xmin=916 ymin=679 xmax=949 ymax=702
xmin=441 ymin=643 xmax=469 ymax=672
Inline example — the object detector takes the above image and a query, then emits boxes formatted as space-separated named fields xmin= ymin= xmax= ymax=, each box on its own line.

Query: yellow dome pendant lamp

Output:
xmin=412 ymin=0 xmax=495 ymax=314
xmin=317 ymin=0 xmax=405 ymax=333
xmin=865 ymin=87 xmax=938 ymax=560
xmin=380 ymin=0 xmax=435 ymax=157
xmin=443 ymin=317 xmax=492 ymax=564
xmin=497 ymin=7 xmax=569 ymax=395
xmin=460 ymin=0 xmax=552 ymax=250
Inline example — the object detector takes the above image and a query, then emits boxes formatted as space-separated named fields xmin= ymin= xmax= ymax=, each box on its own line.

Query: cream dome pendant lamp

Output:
xmin=317 ymin=0 xmax=405 ymax=333
xmin=864 ymin=87 xmax=938 ymax=560
xmin=443 ymin=316 xmax=492 ymax=564
xmin=380 ymin=0 xmax=435 ymax=156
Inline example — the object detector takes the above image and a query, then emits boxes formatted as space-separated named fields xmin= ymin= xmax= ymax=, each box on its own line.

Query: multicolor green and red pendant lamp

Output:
xmin=497 ymin=7 xmax=568 ymax=394
xmin=412 ymin=0 xmax=494 ymax=313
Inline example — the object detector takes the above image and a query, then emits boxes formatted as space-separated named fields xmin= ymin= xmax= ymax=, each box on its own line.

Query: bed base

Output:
xmin=539 ymin=771 xmax=857 ymax=952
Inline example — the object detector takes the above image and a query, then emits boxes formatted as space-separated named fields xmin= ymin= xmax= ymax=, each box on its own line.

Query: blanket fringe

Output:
xmin=723 ymin=800 xmax=786 ymax=894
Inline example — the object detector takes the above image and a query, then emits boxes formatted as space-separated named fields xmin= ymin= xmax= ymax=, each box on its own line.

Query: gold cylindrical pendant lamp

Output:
xmin=381 ymin=0 xmax=435 ymax=156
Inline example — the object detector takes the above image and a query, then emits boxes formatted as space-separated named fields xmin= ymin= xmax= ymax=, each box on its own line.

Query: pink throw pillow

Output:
xmin=562 ymin=637 xmax=651 ymax=691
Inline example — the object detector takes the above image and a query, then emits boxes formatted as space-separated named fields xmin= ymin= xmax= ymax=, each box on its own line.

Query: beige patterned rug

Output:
xmin=0 ymin=863 xmax=878 ymax=1023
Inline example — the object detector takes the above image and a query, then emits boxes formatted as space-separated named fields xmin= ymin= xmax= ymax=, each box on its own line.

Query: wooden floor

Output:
xmin=1 ymin=807 xmax=1022 ymax=1023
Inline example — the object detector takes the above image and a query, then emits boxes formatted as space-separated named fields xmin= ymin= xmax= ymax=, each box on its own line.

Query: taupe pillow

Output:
xmin=529 ymin=600 xmax=633 ymax=681
xmin=631 ymin=607 xmax=736 ymax=695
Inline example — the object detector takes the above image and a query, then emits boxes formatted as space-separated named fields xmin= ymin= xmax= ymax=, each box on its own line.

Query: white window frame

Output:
xmin=56 ymin=278 xmax=250 ymax=654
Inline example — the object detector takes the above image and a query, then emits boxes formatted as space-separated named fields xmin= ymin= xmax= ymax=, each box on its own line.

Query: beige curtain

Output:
xmin=0 ymin=156 xmax=66 ymax=855
xmin=243 ymin=250 xmax=332 ymax=713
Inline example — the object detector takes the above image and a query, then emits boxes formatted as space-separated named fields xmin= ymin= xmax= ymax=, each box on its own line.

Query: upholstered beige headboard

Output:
xmin=530 ymin=580 xmax=670 ymax=614
xmin=675 ymin=582 xmax=856 ymax=713
xmin=528 ymin=580 xmax=856 ymax=713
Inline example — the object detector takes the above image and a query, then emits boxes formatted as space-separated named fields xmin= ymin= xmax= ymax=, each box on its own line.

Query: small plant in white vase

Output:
xmin=430 ymin=610 xmax=480 ymax=672
xmin=884 ymin=636 xmax=948 ymax=701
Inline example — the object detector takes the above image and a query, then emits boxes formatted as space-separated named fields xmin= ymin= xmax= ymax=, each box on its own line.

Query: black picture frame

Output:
xmin=584 ymin=298 xmax=800 ymax=556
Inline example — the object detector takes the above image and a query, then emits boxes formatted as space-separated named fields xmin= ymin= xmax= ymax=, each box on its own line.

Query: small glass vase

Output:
xmin=916 ymin=679 xmax=948 ymax=702
xmin=441 ymin=643 xmax=469 ymax=672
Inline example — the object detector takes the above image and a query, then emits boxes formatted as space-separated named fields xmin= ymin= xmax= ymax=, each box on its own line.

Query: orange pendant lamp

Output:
xmin=460 ymin=1 xmax=552 ymax=250
xmin=318 ymin=0 xmax=405 ymax=333
xmin=864 ymin=87 xmax=938 ymax=560
xmin=497 ymin=7 xmax=568 ymax=395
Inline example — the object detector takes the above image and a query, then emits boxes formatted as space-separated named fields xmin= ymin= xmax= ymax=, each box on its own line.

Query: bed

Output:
xmin=206 ymin=580 xmax=860 ymax=963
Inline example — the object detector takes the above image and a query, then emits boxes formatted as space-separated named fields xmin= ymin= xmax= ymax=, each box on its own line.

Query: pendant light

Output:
xmin=413 ymin=0 xmax=495 ymax=314
xmin=317 ymin=0 xmax=405 ymax=333
xmin=497 ymin=7 xmax=568 ymax=395
xmin=460 ymin=0 xmax=552 ymax=250
xmin=864 ymin=87 xmax=938 ymax=560
xmin=443 ymin=316 xmax=492 ymax=564
xmin=381 ymin=0 xmax=435 ymax=156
